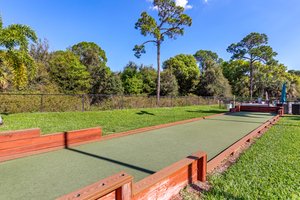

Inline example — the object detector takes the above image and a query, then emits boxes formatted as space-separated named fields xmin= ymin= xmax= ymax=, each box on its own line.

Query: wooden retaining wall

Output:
xmin=0 ymin=127 xmax=102 ymax=162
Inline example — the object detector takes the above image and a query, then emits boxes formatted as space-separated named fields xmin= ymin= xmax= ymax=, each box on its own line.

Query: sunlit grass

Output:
xmin=0 ymin=105 xmax=225 ymax=135
xmin=196 ymin=115 xmax=300 ymax=200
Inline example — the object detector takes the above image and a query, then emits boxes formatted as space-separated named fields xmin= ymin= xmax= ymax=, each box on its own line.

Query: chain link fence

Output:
xmin=0 ymin=93 xmax=224 ymax=113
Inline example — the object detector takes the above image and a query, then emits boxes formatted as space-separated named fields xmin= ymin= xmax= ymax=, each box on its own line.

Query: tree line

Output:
xmin=0 ymin=0 xmax=299 ymax=102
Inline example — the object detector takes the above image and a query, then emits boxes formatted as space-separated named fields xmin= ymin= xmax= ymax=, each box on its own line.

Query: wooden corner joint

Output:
xmin=56 ymin=171 xmax=133 ymax=200
xmin=191 ymin=151 xmax=207 ymax=182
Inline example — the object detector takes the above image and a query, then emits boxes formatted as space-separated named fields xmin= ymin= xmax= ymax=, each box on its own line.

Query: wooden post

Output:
xmin=40 ymin=94 xmax=44 ymax=112
xmin=197 ymin=154 xmax=207 ymax=182
xmin=121 ymin=95 xmax=124 ymax=109
xmin=185 ymin=96 xmax=188 ymax=106
xmin=115 ymin=181 xmax=132 ymax=200
xmin=57 ymin=172 xmax=133 ymax=200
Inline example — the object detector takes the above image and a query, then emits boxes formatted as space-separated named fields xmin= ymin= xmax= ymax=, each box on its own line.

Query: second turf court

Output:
xmin=0 ymin=112 xmax=275 ymax=200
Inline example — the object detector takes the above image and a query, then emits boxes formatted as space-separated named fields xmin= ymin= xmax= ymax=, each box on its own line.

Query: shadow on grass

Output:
xmin=273 ymin=115 xmax=300 ymax=128
xmin=273 ymin=123 xmax=299 ymax=128
xmin=136 ymin=110 xmax=155 ymax=115
xmin=282 ymin=115 xmax=300 ymax=121
xmin=186 ymin=110 xmax=225 ymax=114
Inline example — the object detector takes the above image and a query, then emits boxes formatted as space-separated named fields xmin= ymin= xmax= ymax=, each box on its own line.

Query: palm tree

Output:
xmin=0 ymin=16 xmax=37 ymax=89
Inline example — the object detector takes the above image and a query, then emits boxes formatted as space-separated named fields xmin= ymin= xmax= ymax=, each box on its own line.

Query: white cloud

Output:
xmin=175 ymin=0 xmax=193 ymax=9
xmin=147 ymin=0 xmax=193 ymax=10
xmin=151 ymin=5 xmax=159 ymax=10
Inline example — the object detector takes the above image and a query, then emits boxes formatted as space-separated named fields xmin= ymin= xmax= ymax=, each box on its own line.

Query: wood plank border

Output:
xmin=0 ymin=128 xmax=40 ymax=143
xmin=0 ymin=127 xmax=102 ymax=162
xmin=57 ymin=172 xmax=133 ymax=200
xmin=132 ymin=151 xmax=207 ymax=199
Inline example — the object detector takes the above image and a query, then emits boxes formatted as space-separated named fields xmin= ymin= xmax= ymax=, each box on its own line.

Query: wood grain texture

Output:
xmin=57 ymin=172 xmax=133 ymax=200
xmin=0 ymin=127 xmax=102 ymax=162
xmin=0 ymin=128 xmax=40 ymax=143
xmin=132 ymin=151 xmax=207 ymax=200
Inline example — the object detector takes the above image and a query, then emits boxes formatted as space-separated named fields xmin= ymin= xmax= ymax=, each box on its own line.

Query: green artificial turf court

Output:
xmin=0 ymin=112 xmax=275 ymax=200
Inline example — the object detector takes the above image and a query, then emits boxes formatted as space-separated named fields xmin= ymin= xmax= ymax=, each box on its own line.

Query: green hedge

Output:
xmin=0 ymin=94 xmax=220 ymax=113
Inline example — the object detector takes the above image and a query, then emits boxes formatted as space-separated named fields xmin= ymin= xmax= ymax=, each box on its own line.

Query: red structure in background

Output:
xmin=230 ymin=105 xmax=284 ymax=116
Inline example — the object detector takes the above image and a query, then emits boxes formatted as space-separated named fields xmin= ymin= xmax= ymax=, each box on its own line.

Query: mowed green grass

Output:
xmin=182 ymin=115 xmax=300 ymax=200
xmin=0 ymin=105 xmax=225 ymax=135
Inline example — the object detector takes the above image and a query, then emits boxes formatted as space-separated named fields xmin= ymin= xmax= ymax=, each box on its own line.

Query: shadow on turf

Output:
xmin=186 ymin=110 xmax=225 ymax=114
xmin=224 ymin=112 xmax=273 ymax=118
xmin=62 ymin=133 xmax=155 ymax=175
xmin=136 ymin=110 xmax=155 ymax=115
xmin=186 ymin=110 xmax=270 ymax=119
xmin=65 ymin=147 xmax=156 ymax=175
xmin=205 ymin=118 xmax=262 ymax=124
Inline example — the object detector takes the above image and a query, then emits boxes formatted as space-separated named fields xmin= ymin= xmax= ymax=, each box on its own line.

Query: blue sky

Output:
xmin=1 ymin=0 xmax=300 ymax=71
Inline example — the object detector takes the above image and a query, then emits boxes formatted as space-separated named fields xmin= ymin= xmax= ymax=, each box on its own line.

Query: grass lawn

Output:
xmin=0 ymin=105 xmax=225 ymax=135
xmin=181 ymin=115 xmax=300 ymax=200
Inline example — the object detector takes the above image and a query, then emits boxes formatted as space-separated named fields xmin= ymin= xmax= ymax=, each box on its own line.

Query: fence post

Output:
xmin=110 ymin=94 xmax=114 ymax=110
xmin=185 ymin=96 xmax=188 ymax=106
xmin=121 ymin=95 xmax=124 ymax=109
xmin=81 ymin=94 xmax=85 ymax=112
xmin=40 ymin=94 xmax=44 ymax=112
